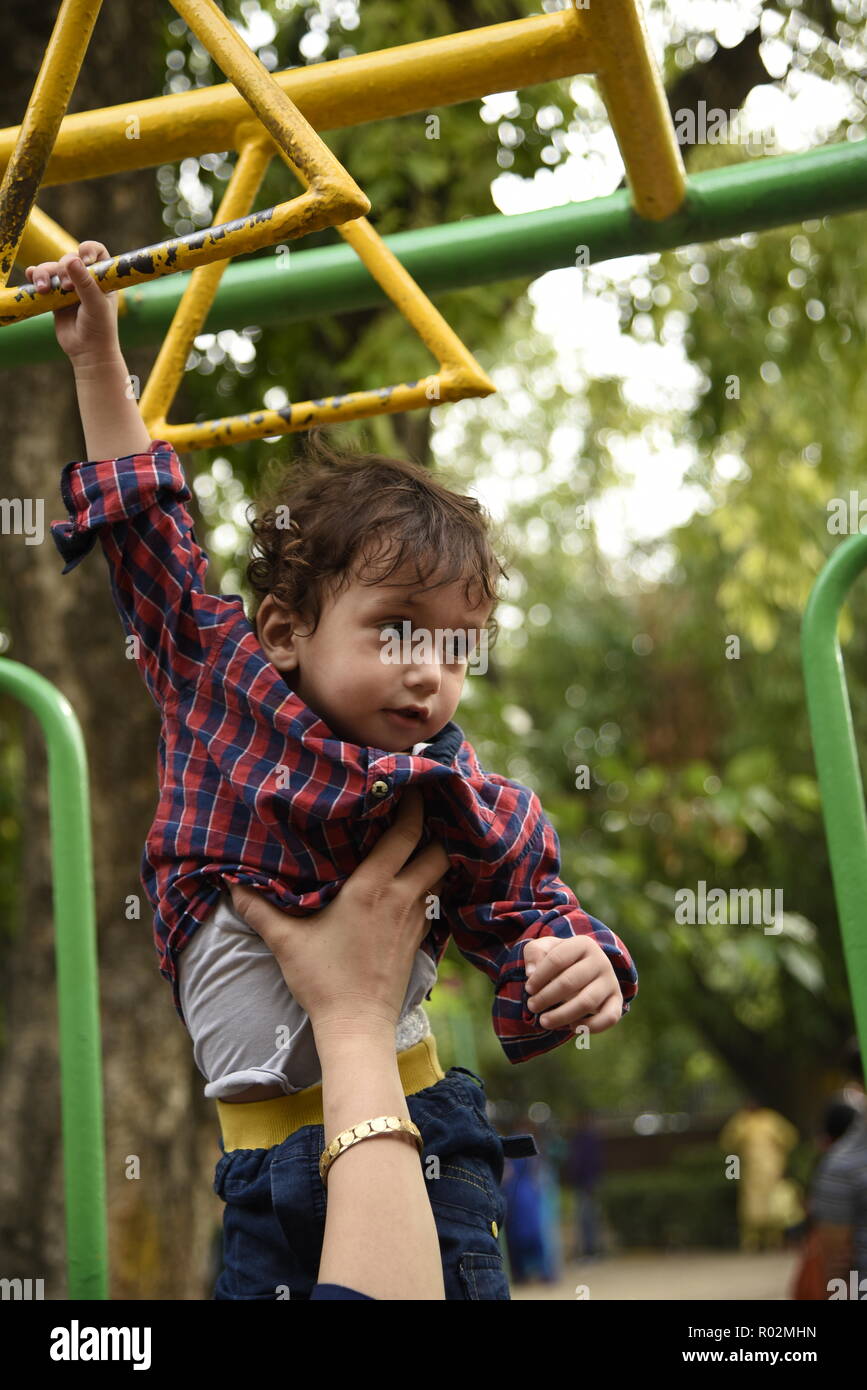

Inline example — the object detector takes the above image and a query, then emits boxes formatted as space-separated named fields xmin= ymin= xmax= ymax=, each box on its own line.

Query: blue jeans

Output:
xmin=212 ymin=1065 xmax=537 ymax=1301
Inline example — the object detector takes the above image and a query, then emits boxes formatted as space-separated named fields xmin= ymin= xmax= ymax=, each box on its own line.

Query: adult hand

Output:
xmin=228 ymin=789 xmax=449 ymax=1036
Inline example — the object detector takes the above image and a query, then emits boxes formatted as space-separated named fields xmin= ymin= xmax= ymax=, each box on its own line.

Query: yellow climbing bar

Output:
xmin=0 ymin=8 xmax=596 ymax=185
xmin=0 ymin=0 xmax=102 ymax=287
xmin=145 ymin=205 xmax=495 ymax=448
xmin=0 ymin=3 xmax=685 ymax=231
xmin=590 ymin=0 xmax=686 ymax=220
xmin=0 ymin=0 xmax=371 ymax=326
xmin=138 ymin=127 xmax=494 ymax=446
xmin=0 ymin=0 xmax=499 ymax=439
xmin=0 ymin=1 xmax=685 ymax=441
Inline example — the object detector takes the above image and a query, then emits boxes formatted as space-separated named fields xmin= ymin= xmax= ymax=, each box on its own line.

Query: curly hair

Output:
xmin=246 ymin=427 xmax=507 ymax=635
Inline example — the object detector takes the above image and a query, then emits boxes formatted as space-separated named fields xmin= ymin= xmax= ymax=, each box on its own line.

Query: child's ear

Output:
xmin=255 ymin=594 xmax=306 ymax=671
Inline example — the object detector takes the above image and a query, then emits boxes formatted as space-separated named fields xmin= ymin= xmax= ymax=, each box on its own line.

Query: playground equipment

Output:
xmin=2 ymin=138 xmax=865 ymax=370
xmin=802 ymin=539 xmax=867 ymax=1064
xmin=0 ymin=662 xmax=105 ymax=1298
xmin=0 ymin=0 xmax=689 ymax=446
xmin=1 ymin=0 xmax=866 ymax=1297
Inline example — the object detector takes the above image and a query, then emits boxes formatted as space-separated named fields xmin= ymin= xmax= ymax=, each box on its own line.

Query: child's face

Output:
xmin=256 ymin=560 xmax=493 ymax=752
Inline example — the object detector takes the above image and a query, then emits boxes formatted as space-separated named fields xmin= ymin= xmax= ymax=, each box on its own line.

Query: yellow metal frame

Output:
xmin=0 ymin=0 xmax=372 ymax=303
xmin=137 ymin=129 xmax=496 ymax=447
xmin=0 ymin=0 xmax=685 ymax=444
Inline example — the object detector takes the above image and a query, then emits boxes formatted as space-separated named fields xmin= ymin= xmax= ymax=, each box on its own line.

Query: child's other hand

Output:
xmin=24 ymin=241 xmax=119 ymax=365
xmin=524 ymin=934 xmax=623 ymax=1035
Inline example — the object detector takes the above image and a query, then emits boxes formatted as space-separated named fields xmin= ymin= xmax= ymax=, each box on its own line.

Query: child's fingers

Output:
xmin=522 ymin=935 xmax=559 ymax=987
xmin=63 ymin=252 xmax=109 ymax=306
xmin=526 ymin=956 xmax=599 ymax=1014
xmin=27 ymin=254 xmax=77 ymax=293
xmin=25 ymin=243 xmax=110 ymax=293
xmin=536 ymin=991 xmax=622 ymax=1034
xmin=77 ymin=240 xmax=110 ymax=265
xmin=26 ymin=261 xmax=61 ymax=291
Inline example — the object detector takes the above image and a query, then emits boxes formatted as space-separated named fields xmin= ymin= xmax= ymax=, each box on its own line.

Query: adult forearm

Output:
xmin=314 ymin=1021 xmax=444 ymax=1300
xmin=72 ymin=350 xmax=152 ymax=461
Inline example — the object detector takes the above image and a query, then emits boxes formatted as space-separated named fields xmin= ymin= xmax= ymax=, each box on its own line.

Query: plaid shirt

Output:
xmin=51 ymin=440 xmax=638 ymax=1064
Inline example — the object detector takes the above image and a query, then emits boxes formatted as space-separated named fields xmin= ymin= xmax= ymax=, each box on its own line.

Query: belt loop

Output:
xmin=449 ymin=1065 xmax=486 ymax=1089
xmin=501 ymin=1133 xmax=539 ymax=1159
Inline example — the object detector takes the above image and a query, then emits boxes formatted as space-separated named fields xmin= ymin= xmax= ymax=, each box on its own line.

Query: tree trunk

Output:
xmin=0 ymin=2 xmax=221 ymax=1299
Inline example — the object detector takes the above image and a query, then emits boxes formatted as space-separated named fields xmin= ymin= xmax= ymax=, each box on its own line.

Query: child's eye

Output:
xmin=378 ymin=620 xmax=406 ymax=639
xmin=443 ymin=632 xmax=473 ymax=663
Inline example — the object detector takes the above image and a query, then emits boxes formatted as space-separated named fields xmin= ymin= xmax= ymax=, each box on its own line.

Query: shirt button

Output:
xmin=370 ymin=779 xmax=390 ymax=798
xmin=491 ymin=1221 xmax=499 ymax=1239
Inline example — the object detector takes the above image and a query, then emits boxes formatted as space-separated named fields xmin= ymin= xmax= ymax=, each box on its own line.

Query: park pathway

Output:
xmin=511 ymin=1248 xmax=801 ymax=1300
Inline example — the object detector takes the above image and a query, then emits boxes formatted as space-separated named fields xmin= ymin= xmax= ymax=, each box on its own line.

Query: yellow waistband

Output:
xmin=216 ymin=1034 xmax=446 ymax=1152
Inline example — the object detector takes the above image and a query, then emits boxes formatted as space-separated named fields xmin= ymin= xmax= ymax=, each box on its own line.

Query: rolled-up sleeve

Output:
xmin=51 ymin=440 xmax=241 ymax=706
xmin=446 ymin=804 xmax=638 ymax=1065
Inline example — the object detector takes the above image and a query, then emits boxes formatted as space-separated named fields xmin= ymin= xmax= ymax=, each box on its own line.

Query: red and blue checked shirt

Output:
xmin=51 ymin=440 xmax=638 ymax=1064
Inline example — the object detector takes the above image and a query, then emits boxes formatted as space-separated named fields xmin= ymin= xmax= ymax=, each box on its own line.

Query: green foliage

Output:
xmin=600 ymin=1147 xmax=741 ymax=1250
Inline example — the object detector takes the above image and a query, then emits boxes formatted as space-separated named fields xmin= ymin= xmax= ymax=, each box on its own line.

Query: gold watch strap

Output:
xmin=319 ymin=1115 xmax=423 ymax=1185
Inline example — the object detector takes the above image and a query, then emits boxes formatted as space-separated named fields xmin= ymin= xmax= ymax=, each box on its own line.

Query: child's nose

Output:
xmin=405 ymin=655 xmax=442 ymax=693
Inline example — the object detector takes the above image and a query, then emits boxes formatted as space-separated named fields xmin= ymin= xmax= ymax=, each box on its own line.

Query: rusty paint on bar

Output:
xmin=149 ymin=374 xmax=487 ymax=450
xmin=0 ymin=187 xmax=357 ymax=324
xmin=141 ymin=193 xmax=495 ymax=442
xmin=0 ymin=1 xmax=685 ymax=438
xmin=0 ymin=0 xmax=371 ymax=323
xmin=131 ymin=11 xmax=495 ymax=442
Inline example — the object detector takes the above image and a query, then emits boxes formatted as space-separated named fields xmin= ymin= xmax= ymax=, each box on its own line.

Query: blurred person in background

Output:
xmin=502 ymin=1116 xmax=560 ymax=1284
xmin=809 ymin=1036 xmax=866 ymax=1300
xmin=566 ymin=1110 xmax=605 ymax=1261
xmin=719 ymin=1098 xmax=800 ymax=1252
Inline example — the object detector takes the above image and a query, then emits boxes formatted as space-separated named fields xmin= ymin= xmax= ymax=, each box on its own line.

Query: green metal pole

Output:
xmin=0 ymin=659 xmax=107 ymax=1299
xmin=801 ymin=534 xmax=867 ymax=1068
xmin=1 ymin=139 xmax=865 ymax=367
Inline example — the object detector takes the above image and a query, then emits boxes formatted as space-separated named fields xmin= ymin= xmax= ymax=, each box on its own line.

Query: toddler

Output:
xmin=32 ymin=241 xmax=638 ymax=1300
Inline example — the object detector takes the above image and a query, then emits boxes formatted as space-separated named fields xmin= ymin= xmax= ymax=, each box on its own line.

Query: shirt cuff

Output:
xmin=51 ymin=439 xmax=183 ymax=573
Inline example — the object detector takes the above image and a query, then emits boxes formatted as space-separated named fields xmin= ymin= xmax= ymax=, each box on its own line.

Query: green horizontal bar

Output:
xmin=801 ymin=536 xmax=867 ymax=1071
xmin=2 ymin=138 xmax=866 ymax=367
xmin=0 ymin=659 xmax=107 ymax=1298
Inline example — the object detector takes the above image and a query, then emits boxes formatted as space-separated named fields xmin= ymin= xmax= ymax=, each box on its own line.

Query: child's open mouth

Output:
xmin=383 ymin=706 xmax=429 ymax=727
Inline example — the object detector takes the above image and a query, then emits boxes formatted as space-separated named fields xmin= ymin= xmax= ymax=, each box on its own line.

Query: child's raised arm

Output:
xmin=38 ymin=243 xmax=245 ymax=711
xmin=26 ymin=241 xmax=151 ymax=460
